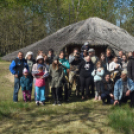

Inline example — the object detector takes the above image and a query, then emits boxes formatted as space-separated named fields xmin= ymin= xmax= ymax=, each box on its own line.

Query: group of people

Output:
xmin=9 ymin=42 xmax=134 ymax=107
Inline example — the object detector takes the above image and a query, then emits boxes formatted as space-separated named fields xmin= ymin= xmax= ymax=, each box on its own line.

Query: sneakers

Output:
xmin=53 ymin=101 xmax=57 ymax=106
xmin=36 ymin=101 xmax=39 ymax=106
xmin=57 ymin=101 xmax=61 ymax=106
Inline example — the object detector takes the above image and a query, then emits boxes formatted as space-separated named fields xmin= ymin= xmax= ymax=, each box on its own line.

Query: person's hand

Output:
xmin=14 ymin=74 xmax=18 ymax=78
xmin=115 ymin=64 xmax=119 ymax=69
xmin=126 ymin=90 xmax=131 ymax=96
xmin=97 ymin=69 xmax=101 ymax=72
xmin=114 ymin=100 xmax=119 ymax=106
xmin=59 ymin=62 xmax=62 ymax=65
xmin=40 ymin=76 xmax=44 ymax=79
xmin=110 ymin=94 xmax=114 ymax=99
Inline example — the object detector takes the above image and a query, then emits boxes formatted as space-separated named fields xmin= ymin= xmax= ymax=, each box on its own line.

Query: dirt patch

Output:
xmin=5 ymin=73 xmax=14 ymax=83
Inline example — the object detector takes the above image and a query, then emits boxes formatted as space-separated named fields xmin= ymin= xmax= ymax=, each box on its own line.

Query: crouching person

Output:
xmin=101 ymin=74 xmax=114 ymax=105
xmin=20 ymin=68 xmax=32 ymax=102
xmin=49 ymin=57 xmax=64 ymax=106
xmin=114 ymin=70 xmax=134 ymax=107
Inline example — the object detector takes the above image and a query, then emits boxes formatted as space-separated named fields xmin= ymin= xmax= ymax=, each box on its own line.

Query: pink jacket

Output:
xmin=35 ymin=72 xmax=45 ymax=87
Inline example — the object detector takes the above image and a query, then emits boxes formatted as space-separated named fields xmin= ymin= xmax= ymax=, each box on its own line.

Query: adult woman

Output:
xmin=79 ymin=55 xmax=94 ymax=100
xmin=100 ymin=53 xmax=107 ymax=72
xmin=49 ymin=57 xmax=64 ymax=105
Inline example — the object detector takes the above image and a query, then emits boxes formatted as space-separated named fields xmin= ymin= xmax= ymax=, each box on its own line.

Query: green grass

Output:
xmin=0 ymin=62 xmax=134 ymax=134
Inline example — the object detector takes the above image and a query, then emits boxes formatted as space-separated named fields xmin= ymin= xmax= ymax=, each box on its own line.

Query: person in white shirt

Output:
xmin=108 ymin=56 xmax=121 ymax=83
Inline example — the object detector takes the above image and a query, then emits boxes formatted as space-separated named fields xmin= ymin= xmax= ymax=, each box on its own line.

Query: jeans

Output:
xmin=35 ymin=86 xmax=45 ymax=102
xmin=51 ymin=87 xmax=61 ymax=102
xmin=13 ymin=77 xmax=20 ymax=102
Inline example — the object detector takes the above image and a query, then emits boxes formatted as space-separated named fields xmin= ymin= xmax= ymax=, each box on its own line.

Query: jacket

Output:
xmin=59 ymin=58 xmax=70 ymax=75
xmin=91 ymin=67 xmax=104 ymax=82
xmin=108 ymin=61 xmax=121 ymax=73
xmin=49 ymin=64 xmax=64 ymax=88
xmin=35 ymin=72 xmax=46 ymax=87
xmin=20 ymin=76 xmax=33 ymax=91
xmin=114 ymin=78 xmax=134 ymax=101
xmin=9 ymin=58 xmax=28 ymax=77
xmin=127 ymin=57 xmax=134 ymax=81
xmin=102 ymin=79 xmax=114 ymax=94
xmin=78 ymin=59 xmax=94 ymax=78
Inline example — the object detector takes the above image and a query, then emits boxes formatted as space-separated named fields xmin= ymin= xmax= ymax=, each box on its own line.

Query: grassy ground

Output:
xmin=0 ymin=62 xmax=134 ymax=134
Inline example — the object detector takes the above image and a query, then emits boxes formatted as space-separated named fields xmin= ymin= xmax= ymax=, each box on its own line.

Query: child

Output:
xmin=20 ymin=68 xmax=32 ymax=102
xmin=92 ymin=61 xmax=104 ymax=101
xmin=35 ymin=64 xmax=47 ymax=106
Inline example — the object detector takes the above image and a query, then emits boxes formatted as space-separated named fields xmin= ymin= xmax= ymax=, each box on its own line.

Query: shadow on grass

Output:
xmin=108 ymin=104 xmax=134 ymax=134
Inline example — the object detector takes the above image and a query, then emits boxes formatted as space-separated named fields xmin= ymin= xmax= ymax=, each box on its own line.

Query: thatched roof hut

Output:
xmin=2 ymin=17 xmax=134 ymax=61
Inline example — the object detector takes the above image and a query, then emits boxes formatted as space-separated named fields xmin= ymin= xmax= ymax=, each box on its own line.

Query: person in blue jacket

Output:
xmin=114 ymin=70 xmax=134 ymax=107
xmin=9 ymin=51 xmax=29 ymax=102
xmin=59 ymin=51 xmax=70 ymax=102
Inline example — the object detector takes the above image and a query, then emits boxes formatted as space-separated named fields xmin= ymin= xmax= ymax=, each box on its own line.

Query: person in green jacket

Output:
xmin=59 ymin=51 xmax=70 ymax=102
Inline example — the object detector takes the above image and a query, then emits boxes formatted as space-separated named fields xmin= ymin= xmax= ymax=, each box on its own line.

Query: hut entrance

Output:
xmin=64 ymin=44 xmax=108 ymax=57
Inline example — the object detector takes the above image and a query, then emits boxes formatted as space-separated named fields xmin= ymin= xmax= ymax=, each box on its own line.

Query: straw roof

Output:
xmin=2 ymin=17 xmax=134 ymax=61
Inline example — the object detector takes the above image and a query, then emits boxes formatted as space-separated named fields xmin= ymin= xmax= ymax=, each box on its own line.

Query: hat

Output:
xmin=37 ymin=64 xmax=44 ymax=70
xmin=88 ymin=48 xmax=95 ymax=52
xmin=84 ymin=42 xmax=89 ymax=46
xmin=53 ymin=56 xmax=59 ymax=61
xmin=25 ymin=51 xmax=33 ymax=59
xmin=36 ymin=55 xmax=44 ymax=61
xmin=121 ymin=70 xmax=127 ymax=75
xmin=23 ymin=68 xmax=28 ymax=74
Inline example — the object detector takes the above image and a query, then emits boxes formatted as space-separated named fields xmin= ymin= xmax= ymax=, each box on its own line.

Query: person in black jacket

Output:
xmin=127 ymin=52 xmax=134 ymax=81
xmin=78 ymin=55 xmax=94 ymax=100
xmin=101 ymin=74 xmax=114 ymax=105
xmin=9 ymin=51 xmax=29 ymax=102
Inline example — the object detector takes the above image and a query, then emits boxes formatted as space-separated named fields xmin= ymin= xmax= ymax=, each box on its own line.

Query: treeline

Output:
xmin=0 ymin=0 xmax=134 ymax=56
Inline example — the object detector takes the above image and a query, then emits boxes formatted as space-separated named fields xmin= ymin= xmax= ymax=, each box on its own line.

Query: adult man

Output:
xmin=69 ymin=48 xmax=82 ymax=96
xmin=47 ymin=48 xmax=55 ymax=64
xmin=88 ymin=48 xmax=99 ymax=65
xmin=9 ymin=51 xmax=29 ymax=102
xmin=81 ymin=42 xmax=90 ymax=58
xmin=114 ymin=70 xmax=134 ymax=107
xmin=127 ymin=52 xmax=134 ymax=81
xmin=59 ymin=51 xmax=70 ymax=102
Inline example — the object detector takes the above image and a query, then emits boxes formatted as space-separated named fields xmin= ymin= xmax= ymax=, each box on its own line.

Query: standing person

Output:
xmin=43 ymin=54 xmax=50 ymax=100
xmin=108 ymin=56 xmax=121 ymax=83
xmin=121 ymin=54 xmax=127 ymax=71
xmin=100 ymin=53 xmax=107 ymax=72
xmin=49 ymin=57 xmax=64 ymax=105
xmin=127 ymin=52 xmax=134 ymax=81
xmin=34 ymin=64 xmax=48 ymax=106
xmin=92 ymin=61 xmax=104 ymax=101
xmin=32 ymin=55 xmax=49 ymax=101
xmin=25 ymin=51 xmax=35 ymax=92
xmin=101 ymin=74 xmax=114 ymax=105
xmin=114 ymin=70 xmax=134 ymax=107
xmin=9 ymin=51 xmax=29 ymax=102
xmin=79 ymin=55 xmax=94 ymax=100
xmin=81 ymin=42 xmax=90 ymax=58
xmin=88 ymin=48 xmax=99 ymax=96
xmin=69 ymin=49 xmax=81 ymax=96
xmin=20 ymin=68 xmax=32 ymax=102
xmin=59 ymin=51 xmax=70 ymax=102
xmin=118 ymin=51 xmax=123 ymax=65
xmin=47 ymin=49 xmax=55 ymax=64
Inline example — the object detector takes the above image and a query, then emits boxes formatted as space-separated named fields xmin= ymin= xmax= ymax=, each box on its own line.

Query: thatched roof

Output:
xmin=2 ymin=17 xmax=134 ymax=61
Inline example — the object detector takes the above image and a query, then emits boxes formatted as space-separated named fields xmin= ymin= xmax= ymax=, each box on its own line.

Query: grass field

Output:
xmin=0 ymin=61 xmax=134 ymax=134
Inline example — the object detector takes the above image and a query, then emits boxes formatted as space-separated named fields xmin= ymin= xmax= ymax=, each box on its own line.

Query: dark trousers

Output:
xmin=90 ymin=77 xmax=95 ymax=95
xmin=80 ymin=76 xmax=91 ymax=96
xmin=119 ymin=91 xmax=134 ymax=107
xmin=101 ymin=93 xmax=114 ymax=104
xmin=51 ymin=87 xmax=61 ymax=102
xmin=13 ymin=77 xmax=20 ymax=102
